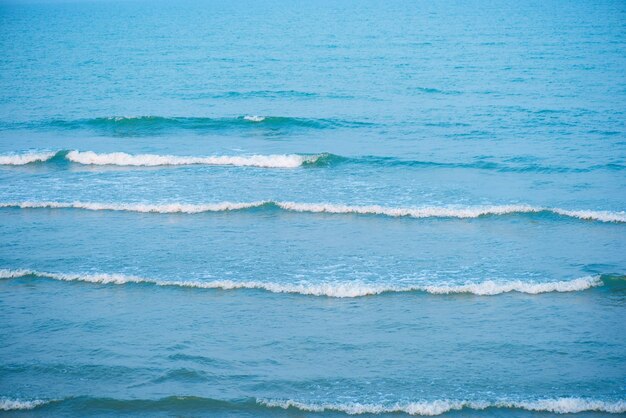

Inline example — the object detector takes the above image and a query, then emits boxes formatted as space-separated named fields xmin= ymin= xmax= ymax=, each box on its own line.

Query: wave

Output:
xmin=0 ymin=151 xmax=58 ymax=165
xmin=1 ymin=269 xmax=618 ymax=297
xmin=0 ymin=150 xmax=329 ymax=168
xmin=0 ymin=398 xmax=50 ymax=411
xmin=1 ymin=150 xmax=623 ymax=173
xmin=65 ymin=150 xmax=326 ymax=168
xmin=1 ymin=200 xmax=624 ymax=223
xmin=22 ymin=115 xmax=369 ymax=135
xmin=1 ymin=395 xmax=623 ymax=415
xmin=260 ymin=397 xmax=626 ymax=415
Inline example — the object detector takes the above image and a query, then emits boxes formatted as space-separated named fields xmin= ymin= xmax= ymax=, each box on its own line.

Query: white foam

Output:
xmin=65 ymin=150 xmax=317 ymax=168
xmin=0 ymin=152 xmax=57 ymax=165
xmin=420 ymin=276 xmax=602 ymax=296
xmin=0 ymin=201 xmax=267 ymax=214
xmin=259 ymin=398 xmax=626 ymax=415
xmin=276 ymin=202 xmax=543 ymax=219
xmin=243 ymin=115 xmax=266 ymax=122
xmin=0 ymin=269 xmax=604 ymax=297
xmin=0 ymin=398 xmax=49 ymax=411
xmin=552 ymin=208 xmax=626 ymax=223
xmin=1 ymin=200 xmax=624 ymax=223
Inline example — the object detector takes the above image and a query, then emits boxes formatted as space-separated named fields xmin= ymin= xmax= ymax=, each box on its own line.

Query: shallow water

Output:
xmin=0 ymin=0 xmax=625 ymax=416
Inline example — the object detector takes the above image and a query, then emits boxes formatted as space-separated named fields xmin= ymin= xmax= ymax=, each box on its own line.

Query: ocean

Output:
xmin=0 ymin=0 xmax=625 ymax=416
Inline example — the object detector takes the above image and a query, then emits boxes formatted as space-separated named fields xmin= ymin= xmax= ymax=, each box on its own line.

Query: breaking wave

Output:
xmin=0 ymin=269 xmax=618 ymax=297
xmin=2 ymin=150 xmax=623 ymax=172
xmin=0 ymin=398 xmax=50 ymax=411
xmin=0 ymin=150 xmax=329 ymax=168
xmin=0 ymin=151 xmax=58 ymax=165
xmin=260 ymin=397 xmax=626 ymax=415
xmin=64 ymin=150 xmax=325 ymax=168
xmin=1 ymin=395 xmax=623 ymax=415
xmin=1 ymin=201 xmax=624 ymax=223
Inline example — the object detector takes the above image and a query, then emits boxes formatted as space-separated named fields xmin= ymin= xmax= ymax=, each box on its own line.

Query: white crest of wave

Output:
xmin=0 ymin=269 xmax=603 ymax=297
xmin=65 ymin=150 xmax=316 ymax=168
xmin=259 ymin=398 xmax=626 ymax=415
xmin=421 ymin=276 xmax=602 ymax=295
xmin=0 ymin=399 xmax=49 ymax=411
xmin=552 ymin=208 xmax=626 ymax=223
xmin=0 ymin=201 xmax=267 ymax=214
xmin=0 ymin=152 xmax=57 ymax=165
xmin=275 ymin=202 xmax=542 ymax=218
xmin=243 ymin=115 xmax=266 ymax=122
xmin=0 ymin=200 xmax=624 ymax=222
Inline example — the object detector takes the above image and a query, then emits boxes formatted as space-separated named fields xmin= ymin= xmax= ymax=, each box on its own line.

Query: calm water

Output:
xmin=0 ymin=0 xmax=625 ymax=416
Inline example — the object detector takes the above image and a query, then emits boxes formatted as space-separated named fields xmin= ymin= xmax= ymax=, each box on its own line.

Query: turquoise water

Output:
xmin=1 ymin=0 xmax=625 ymax=416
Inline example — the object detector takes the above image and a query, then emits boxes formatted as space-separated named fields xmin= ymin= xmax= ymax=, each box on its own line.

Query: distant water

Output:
xmin=0 ymin=0 xmax=625 ymax=417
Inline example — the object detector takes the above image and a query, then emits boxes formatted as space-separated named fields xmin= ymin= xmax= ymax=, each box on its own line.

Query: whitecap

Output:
xmin=1 ymin=200 xmax=624 ymax=223
xmin=259 ymin=397 xmax=626 ymax=415
xmin=0 ymin=269 xmax=605 ymax=297
xmin=243 ymin=115 xmax=266 ymax=122
xmin=0 ymin=152 xmax=57 ymax=165
xmin=0 ymin=398 xmax=49 ymax=411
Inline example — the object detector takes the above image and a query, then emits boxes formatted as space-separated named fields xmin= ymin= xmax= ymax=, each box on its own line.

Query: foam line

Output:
xmin=0 ymin=201 xmax=624 ymax=222
xmin=259 ymin=397 xmax=626 ymax=415
xmin=0 ymin=269 xmax=607 ymax=297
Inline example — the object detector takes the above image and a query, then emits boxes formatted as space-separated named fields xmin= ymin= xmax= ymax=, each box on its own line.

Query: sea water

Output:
xmin=0 ymin=0 xmax=625 ymax=416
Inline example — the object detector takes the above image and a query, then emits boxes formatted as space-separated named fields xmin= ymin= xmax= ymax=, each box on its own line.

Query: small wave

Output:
xmin=0 ymin=151 xmax=57 ymax=165
xmin=2 ymin=150 xmax=623 ymax=173
xmin=65 ymin=150 xmax=324 ymax=168
xmin=34 ymin=115 xmax=363 ymax=135
xmin=0 ymin=150 xmax=328 ymax=168
xmin=4 ymin=395 xmax=623 ymax=415
xmin=0 ymin=201 xmax=268 ymax=213
xmin=1 ymin=201 xmax=623 ymax=223
xmin=0 ymin=398 xmax=50 ymax=411
xmin=243 ymin=115 xmax=265 ymax=122
xmin=0 ymin=269 xmax=614 ymax=297
xmin=260 ymin=397 xmax=626 ymax=415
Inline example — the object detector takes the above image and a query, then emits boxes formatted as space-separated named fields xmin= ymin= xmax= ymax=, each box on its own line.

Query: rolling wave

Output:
xmin=1 ymin=269 xmax=618 ymax=297
xmin=0 ymin=151 xmax=58 ymax=165
xmin=2 ymin=149 xmax=624 ymax=174
xmin=0 ymin=398 xmax=50 ymax=411
xmin=260 ymin=397 xmax=626 ymax=415
xmin=0 ymin=395 xmax=623 ymax=415
xmin=0 ymin=150 xmax=328 ymax=168
xmin=1 ymin=200 xmax=624 ymax=223
xmin=19 ymin=115 xmax=368 ymax=135
xmin=1 ymin=149 xmax=623 ymax=172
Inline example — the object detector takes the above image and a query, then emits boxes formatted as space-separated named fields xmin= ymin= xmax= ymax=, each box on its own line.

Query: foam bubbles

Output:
xmin=0 ymin=398 xmax=49 ymax=411
xmin=259 ymin=397 xmax=626 ymax=415
xmin=243 ymin=115 xmax=266 ymax=122
xmin=1 ymin=200 xmax=623 ymax=223
xmin=0 ymin=152 xmax=57 ymax=165
xmin=0 ymin=269 xmax=605 ymax=297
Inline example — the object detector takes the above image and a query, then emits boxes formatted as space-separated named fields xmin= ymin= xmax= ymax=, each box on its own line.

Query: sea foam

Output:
xmin=65 ymin=150 xmax=318 ymax=168
xmin=259 ymin=397 xmax=626 ymax=415
xmin=0 ymin=152 xmax=57 ymax=165
xmin=0 ymin=398 xmax=49 ymax=411
xmin=1 ymin=200 xmax=624 ymax=223
xmin=0 ymin=269 xmax=606 ymax=297
xmin=0 ymin=150 xmax=323 ymax=168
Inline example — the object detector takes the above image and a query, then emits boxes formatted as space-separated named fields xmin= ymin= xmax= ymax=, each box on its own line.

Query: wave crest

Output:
xmin=0 ymin=398 xmax=49 ymax=411
xmin=65 ymin=150 xmax=323 ymax=168
xmin=259 ymin=397 xmax=626 ymax=415
xmin=1 ymin=200 xmax=624 ymax=223
xmin=0 ymin=150 xmax=327 ymax=168
xmin=0 ymin=269 xmax=610 ymax=297
xmin=0 ymin=151 xmax=57 ymax=165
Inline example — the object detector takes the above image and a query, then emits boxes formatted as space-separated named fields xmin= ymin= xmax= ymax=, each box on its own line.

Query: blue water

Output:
xmin=1 ymin=0 xmax=625 ymax=416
